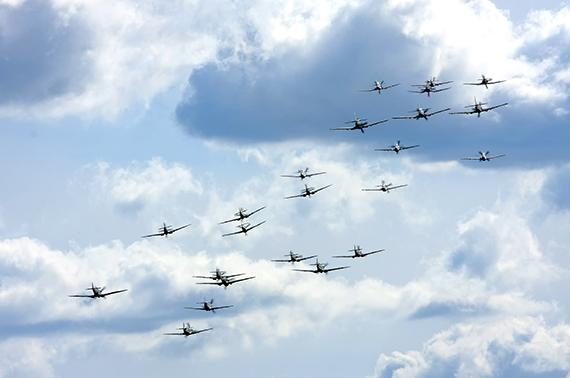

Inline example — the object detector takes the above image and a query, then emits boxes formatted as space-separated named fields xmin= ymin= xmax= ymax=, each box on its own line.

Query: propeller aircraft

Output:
xmin=196 ymin=275 xmax=255 ymax=288
xmin=293 ymin=258 xmax=349 ymax=274
xmin=392 ymin=103 xmax=450 ymax=121
xmin=281 ymin=168 xmax=326 ymax=180
xmin=330 ymin=113 xmax=388 ymax=133
xmin=219 ymin=206 xmax=266 ymax=224
xmin=193 ymin=268 xmax=246 ymax=281
xmin=141 ymin=222 xmax=191 ymax=238
xmin=271 ymin=251 xmax=317 ymax=263
xmin=222 ymin=221 xmax=266 ymax=237
xmin=409 ymin=83 xmax=451 ymax=97
xmin=375 ymin=140 xmax=419 ymax=154
xmin=461 ymin=151 xmax=506 ymax=161
xmin=362 ymin=180 xmax=407 ymax=193
xmin=358 ymin=80 xmax=400 ymax=94
xmin=463 ymin=75 xmax=505 ymax=89
xmin=425 ymin=76 xmax=453 ymax=88
xmin=185 ymin=298 xmax=233 ymax=313
xmin=449 ymin=97 xmax=508 ymax=117
xmin=164 ymin=322 xmax=212 ymax=337
xmin=333 ymin=245 xmax=385 ymax=258
xmin=284 ymin=184 xmax=332 ymax=199
xmin=68 ymin=283 xmax=128 ymax=299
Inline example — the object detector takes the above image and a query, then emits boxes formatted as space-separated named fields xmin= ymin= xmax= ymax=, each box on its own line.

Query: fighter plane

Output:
xmin=463 ymin=75 xmax=506 ymax=89
xmin=293 ymin=259 xmax=349 ymax=274
xmin=185 ymin=298 xmax=233 ymax=313
xmin=222 ymin=221 xmax=266 ymax=237
xmin=164 ymin=322 xmax=212 ymax=337
xmin=461 ymin=151 xmax=506 ymax=161
xmin=219 ymin=206 xmax=266 ymax=224
xmin=271 ymin=251 xmax=317 ymax=263
xmin=141 ymin=222 xmax=191 ymax=238
xmin=196 ymin=275 xmax=255 ymax=288
xmin=449 ymin=97 xmax=508 ymax=118
xmin=362 ymin=180 xmax=407 ymax=193
xmin=330 ymin=113 xmax=388 ymax=133
xmin=281 ymin=168 xmax=326 ymax=180
xmin=68 ymin=283 xmax=128 ymax=299
xmin=392 ymin=103 xmax=451 ymax=121
xmin=333 ymin=245 xmax=385 ymax=258
xmin=424 ymin=76 xmax=453 ymax=88
xmin=408 ymin=83 xmax=451 ymax=97
xmin=284 ymin=184 xmax=332 ymax=199
xmin=358 ymin=80 xmax=400 ymax=94
xmin=375 ymin=140 xmax=419 ymax=154
xmin=193 ymin=268 xmax=246 ymax=281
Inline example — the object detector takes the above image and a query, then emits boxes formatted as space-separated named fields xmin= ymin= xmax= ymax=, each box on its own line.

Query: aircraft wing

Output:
xmin=463 ymin=82 xmax=482 ymax=86
xmin=384 ymin=83 xmax=400 ymax=89
xmin=426 ymin=108 xmax=451 ymax=117
xmin=432 ymin=87 xmax=451 ymax=93
xmin=487 ymin=154 xmax=507 ymax=160
xmin=163 ymin=332 xmax=185 ymax=336
xmin=219 ymin=216 xmax=240 ymax=224
xmin=184 ymin=307 xmax=207 ymax=311
xmin=228 ymin=276 xmax=255 ymax=285
xmin=484 ymin=103 xmax=508 ymax=111
xmin=488 ymin=80 xmax=506 ymax=85
xmin=192 ymin=275 xmax=219 ymax=280
xmin=434 ymin=80 xmax=453 ymax=86
xmin=361 ymin=188 xmax=385 ymax=191
xmin=375 ymin=147 xmax=395 ymax=152
xmin=460 ymin=157 xmax=481 ymax=160
xmin=401 ymin=145 xmax=420 ymax=150
xmin=323 ymin=266 xmax=350 ymax=273
xmin=281 ymin=174 xmax=301 ymax=178
xmin=196 ymin=281 xmax=224 ymax=286
xmin=222 ymin=229 xmax=245 ymax=237
xmin=311 ymin=184 xmax=332 ymax=195
xmin=329 ymin=127 xmax=355 ymax=131
xmin=248 ymin=206 xmax=266 ymax=217
xmin=101 ymin=289 xmax=128 ymax=297
xmin=332 ymin=254 xmax=356 ymax=258
xmin=306 ymin=172 xmax=326 ymax=178
xmin=407 ymin=90 xmax=426 ymax=94
xmin=68 ymin=294 xmax=95 ymax=298
xmin=170 ymin=224 xmax=191 ymax=234
xmin=246 ymin=221 xmax=266 ymax=232
xmin=191 ymin=328 xmax=213 ymax=335
xmin=271 ymin=259 xmax=293 ymax=262
xmin=211 ymin=305 xmax=233 ymax=310
xmin=449 ymin=110 xmax=475 ymax=115
xmin=284 ymin=193 xmax=306 ymax=199
xmin=292 ymin=268 xmax=319 ymax=273
xmin=225 ymin=273 xmax=246 ymax=278
xmin=297 ymin=254 xmax=317 ymax=261
xmin=364 ymin=119 xmax=389 ymax=128
xmin=358 ymin=88 xmax=375 ymax=92
xmin=141 ymin=232 xmax=164 ymax=238
xmin=362 ymin=249 xmax=385 ymax=257
xmin=392 ymin=115 xmax=416 ymax=120
xmin=387 ymin=184 xmax=407 ymax=191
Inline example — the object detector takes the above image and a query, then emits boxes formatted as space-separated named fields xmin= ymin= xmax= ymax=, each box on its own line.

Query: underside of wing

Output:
xmin=163 ymin=333 xmax=184 ymax=336
xmin=384 ymin=83 xmax=400 ymax=89
xmin=141 ymin=232 xmax=163 ymax=238
xmin=248 ymin=206 xmax=266 ymax=217
xmin=184 ymin=307 xmax=206 ymax=311
xmin=219 ymin=217 xmax=240 ymax=224
xmin=488 ymin=80 xmax=506 ymax=85
xmin=488 ymin=154 xmax=507 ymax=160
xmin=68 ymin=294 xmax=95 ymax=298
xmin=196 ymin=281 xmax=222 ymax=285
xmin=323 ymin=266 xmax=350 ymax=273
xmin=485 ymin=103 xmax=508 ymax=111
xmin=463 ymin=82 xmax=481 ymax=86
xmin=388 ymin=184 xmax=408 ymax=190
xmin=426 ymin=108 xmax=451 ymax=116
xmin=222 ymin=230 xmax=244 ymax=237
xmin=280 ymin=174 xmax=299 ymax=178
xmin=361 ymin=188 xmax=383 ymax=191
xmin=366 ymin=119 xmax=389 ymax=127
xmin=433 ymin=87 xmax=451 ymax=93
xmin=401 ymin=145 xmax=419 ymax=150
xmin=374 ymin=148 xmax=395 ymax=152
xmin=171 ymin=224 xmax=191 ymax=233
xmin=392 ymin=116 xmax=415 ymax=119
xmin=101 ymin=289 xmax=128 ymax=297
xmin=358 ymin=89 xmax=375 ymax=92
xmin=332 ymin=255 xmax=354 ymax=258
xmin=298 ymin=254 xmax=317 ymax=261
xmin=270 ymin=259 xmax=290 ymax=262
xmin=306 ymin=172 xmax=326 ymax=177
xmin=247 ymin=221 xmax=266 ymax=231
xmin=362 ymin=249 xmax=385 ymax=256
xmin=292 ymin=268 xmax=317 ymax=273
xmin=449 ymin=111 xmax=474 ymax=115
xmin=329 ymin=127 xmax=354 ymax=131
xmin=192 ymin=328 xmax=213 ymax=334
xmin=284 ymin=194 xmax=305 ymax=199
xmin=460 ymin=157 xmax=480 ymax=160
xmin=312 ymin=184 xmax=332 ymax=194
xmin=229 ymin=276 xmax=255 ymax=284
xmin=434 ymin=80 xmax=453 ymax=86
xmin=212 ymin=305 xmax=233 ymax=310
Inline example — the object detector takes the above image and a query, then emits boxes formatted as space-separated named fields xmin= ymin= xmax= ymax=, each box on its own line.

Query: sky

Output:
xmin=1 ymin=0 xmax=570 ymax=377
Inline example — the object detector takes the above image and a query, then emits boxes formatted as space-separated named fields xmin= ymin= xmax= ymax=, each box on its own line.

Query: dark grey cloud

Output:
xmin=175 ymin=8 xmax=570 ymax=167
xmin=0 ymin=0 xmax=93 ymax=104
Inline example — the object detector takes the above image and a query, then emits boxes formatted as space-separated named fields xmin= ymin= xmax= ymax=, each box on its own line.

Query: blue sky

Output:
xmin=1 ymin=0 xmax=570 ymax=377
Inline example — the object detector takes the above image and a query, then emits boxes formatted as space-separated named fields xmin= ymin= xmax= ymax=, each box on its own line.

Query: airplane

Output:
xmin=271 ymin=251 xmax=317 ymax=263
xmin=408 ymin=83 xmax=451 ymax=97
xmin=281 ymin=168 xmax=326 ymax=180
xmin=193 ymin=268 xmax=246 ymax=281
xmin=463 ymin=75 xmax=506 ymax=89
xmin=358 ymin=80 xmax=400 ymax=94
xmin=392 ymin=103 xmax=451 ymax=121
xmin=293 ymin=258 xmax=349 ymax=274
xmin=68 ymin=283 xmax=128 ymax=299
xmin=284 ymin=184 xmax=332 ymax=199
xmin=164 ymin=322 xmax=212 ymax=337
xmin=219 ymin=206 xmax=266 ymax=224
xmin=141 ymin=222 xmax=191 ymax=238
xmin=375 ymin=140 xmax=419 ymax=154
xmin=461 ymin=151 xmax=506 ymax=162
xmin=185 ymin=298 xmax=233 ymax=313
xmin=362 ymin=180 xmax=407 ymax=193
xmin=196 ymin=275 xmax=255 ymax=288
xmin=330 ymin=113 xmax=388 ymax=133
xmin=222 ymin=221 xmax=266 ymax=237
xmin=425 ymin=76 xmax=453 ymax=88
xmin=333 ymin=245 xmax=385 ymax=258
xmin=449 ymin=97 xmax=508 ymax=118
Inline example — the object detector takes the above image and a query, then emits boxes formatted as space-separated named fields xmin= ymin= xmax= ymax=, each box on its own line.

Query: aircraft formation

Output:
xmin=65 ymin=72 xmax=509 ymax=342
